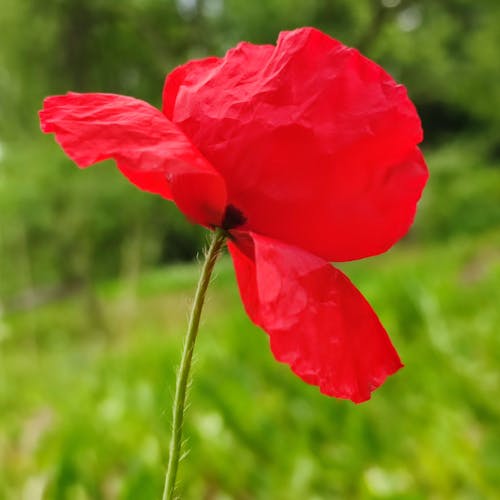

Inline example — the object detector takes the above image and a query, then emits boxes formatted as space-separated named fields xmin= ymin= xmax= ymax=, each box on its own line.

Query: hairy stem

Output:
xmin=162 ymin=228 xmax=226 ymax=500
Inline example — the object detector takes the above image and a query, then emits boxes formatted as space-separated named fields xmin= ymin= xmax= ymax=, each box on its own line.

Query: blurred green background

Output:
xmin=1 ymin=0 xmax=499 ymax=498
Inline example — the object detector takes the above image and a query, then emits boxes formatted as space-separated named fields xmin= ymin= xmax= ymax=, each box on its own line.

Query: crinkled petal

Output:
xmin=165 ymin=27 xmax=428 ymax=261
xmin=228 ymin=231 xmax=403 ymax=403
xmin=40 ymin=92 xmax=226 ymax=227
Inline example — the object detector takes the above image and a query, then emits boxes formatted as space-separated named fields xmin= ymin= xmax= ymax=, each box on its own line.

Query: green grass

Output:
xmin=1 ymin=230 xmax=499 ymax=499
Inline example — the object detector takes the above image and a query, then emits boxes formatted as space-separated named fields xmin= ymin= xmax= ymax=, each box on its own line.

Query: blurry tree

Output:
xmin=1 ymin=0 xmax=499 ymax=305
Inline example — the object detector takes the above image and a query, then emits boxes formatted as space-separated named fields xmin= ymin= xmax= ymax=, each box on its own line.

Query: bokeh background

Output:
xmin=1 ymin=0 xmax=499 ymax=498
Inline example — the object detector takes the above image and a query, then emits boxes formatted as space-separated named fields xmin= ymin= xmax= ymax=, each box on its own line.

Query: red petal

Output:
xmin=40 ymin=92 xmax=226 ymax=227
xmin=163 ymin=56 xmax=223 ymax=120
xmin=165 ymin=27 xmax=428 ymax=261
xmin=228 ymin=231 xmax=403 ymax=403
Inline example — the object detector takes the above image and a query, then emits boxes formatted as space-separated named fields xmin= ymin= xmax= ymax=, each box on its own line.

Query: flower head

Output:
xmin=40 ymin=27 xmax=428 ymax=403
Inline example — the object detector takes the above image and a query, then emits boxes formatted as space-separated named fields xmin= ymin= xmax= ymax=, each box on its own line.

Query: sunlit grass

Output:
xmin=1 ymin=230 xmax=499 ymax=499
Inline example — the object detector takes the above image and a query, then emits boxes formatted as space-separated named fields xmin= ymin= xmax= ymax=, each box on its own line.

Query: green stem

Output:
xmin=162 ymin=228 xmax=226 ymax=500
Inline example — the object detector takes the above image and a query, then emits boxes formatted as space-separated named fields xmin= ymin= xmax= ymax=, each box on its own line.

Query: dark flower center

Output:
xmin=221 ymin=204 xmax=247 ymax=231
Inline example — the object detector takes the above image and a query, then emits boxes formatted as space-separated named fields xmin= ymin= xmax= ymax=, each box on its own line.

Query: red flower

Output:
xmin=40 ymin=27 xmax=428 ymax=402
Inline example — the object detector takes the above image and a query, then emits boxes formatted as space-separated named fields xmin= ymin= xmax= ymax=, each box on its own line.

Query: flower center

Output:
xmin=221 ymin=204 xmax=247 ymax=231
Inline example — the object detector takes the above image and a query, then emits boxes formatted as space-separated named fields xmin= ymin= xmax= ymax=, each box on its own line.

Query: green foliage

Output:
xmin=0 ymin=137 xmax=205 ymax=300
xmin=1 ymin=231 xmax=499 ymax=498
xmin=414 ymin=142 xmax=500 ymax=242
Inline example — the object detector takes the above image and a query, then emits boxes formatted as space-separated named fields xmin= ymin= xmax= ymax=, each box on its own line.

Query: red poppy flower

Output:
xmin=40 ymin=27 xmax=428 ymax=402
